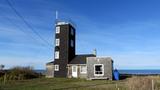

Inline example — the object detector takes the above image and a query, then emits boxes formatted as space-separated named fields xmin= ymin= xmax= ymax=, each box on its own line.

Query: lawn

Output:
xmin=1 ymin=76 xmax=160 ymax=90
xmin=0 ymin=78 xmax=127 ymax=90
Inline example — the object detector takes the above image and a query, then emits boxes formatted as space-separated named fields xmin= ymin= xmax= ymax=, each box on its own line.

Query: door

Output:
xmin=72 ymin=65 xmax=78 ymax=78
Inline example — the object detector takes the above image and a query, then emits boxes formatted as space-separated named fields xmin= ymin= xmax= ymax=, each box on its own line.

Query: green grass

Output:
xmin=2 ymin=76 xmax=160 ymax=90
xmin=1 ymin=76 xmax=160 ymax=90
xmin=0 ymin=78 xmax=127 ymax=90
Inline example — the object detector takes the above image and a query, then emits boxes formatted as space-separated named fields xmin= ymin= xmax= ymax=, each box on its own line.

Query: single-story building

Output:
xmin=46 ymin=55 xmax=113 ymax=80
xmin=67 ymin=56 xmax=113 ymax=80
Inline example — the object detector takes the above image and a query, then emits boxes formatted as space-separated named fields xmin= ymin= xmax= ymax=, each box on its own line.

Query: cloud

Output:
xmin=1 ymin=0 xmax=160 ymax=69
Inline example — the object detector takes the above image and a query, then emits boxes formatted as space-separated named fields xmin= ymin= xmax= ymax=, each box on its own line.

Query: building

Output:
xmin=46 ymin=21 xmax=113 ymax=80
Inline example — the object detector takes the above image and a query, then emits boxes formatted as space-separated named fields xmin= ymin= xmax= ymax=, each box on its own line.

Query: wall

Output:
xmin=46 ymin=64 xmax=54 ymax=78
xmin=87 ymin=57 xmax=113 ymax=80
xmin=67 ymin=64 xmax=87 ymax=79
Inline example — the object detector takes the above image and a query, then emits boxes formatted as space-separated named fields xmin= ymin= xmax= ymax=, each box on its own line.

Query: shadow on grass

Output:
xmin=120 ymin=74 xmax=132 ymax=80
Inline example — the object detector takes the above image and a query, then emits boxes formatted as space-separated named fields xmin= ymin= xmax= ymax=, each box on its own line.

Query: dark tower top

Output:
xmin=54 ymin=21 xmax=76 ymax=77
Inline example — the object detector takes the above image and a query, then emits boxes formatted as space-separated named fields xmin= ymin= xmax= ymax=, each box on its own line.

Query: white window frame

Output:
xmin=56 ymin=26 xmax=60 ymax=34
xmin=55 ymin=51 xmax=59 ymax=59
xmin=71 ymin=40 xmax=74 ymax=47
xmin=94 ymin=64 xmax=104 ymax=76
xmin=54 ymin=65 xmax=59 ymax=71
xmin=80 ymin=65 xmax=87 ymax=74
xmin=55 ymin=38 xmax=60 ymax=46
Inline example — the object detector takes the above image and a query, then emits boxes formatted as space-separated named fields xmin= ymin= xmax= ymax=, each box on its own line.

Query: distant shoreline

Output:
xmin=118 ymin=69 xmax=160 ymax=75
xmin=34 ymin=69 xmax=160 ymax=75
xmin=2 ymin=69 xmax=160 ymax=75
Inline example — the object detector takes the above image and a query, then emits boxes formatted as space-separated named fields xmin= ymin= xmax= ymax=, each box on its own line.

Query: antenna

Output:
xmin=56 ymin=11 xmax=58 ymax=20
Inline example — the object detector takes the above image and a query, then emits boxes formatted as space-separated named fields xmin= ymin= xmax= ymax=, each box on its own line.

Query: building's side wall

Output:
xmin=46 ymin=64 xmax=54 ymax=78
xmin=67 ymin=64 xmax=87 ymax=79
xmin=67 ymin=65 xmax=72 ymax=78
xmin=68 ymin=26 xmax=76 ymax=62
xmin=78 ymin=65 xmax=87 ymax=78
xmin=87 ymin=57 xmax=113 ymax=80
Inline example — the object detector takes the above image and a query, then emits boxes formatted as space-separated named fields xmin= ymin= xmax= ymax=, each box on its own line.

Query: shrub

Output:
xmin=6 ymin=66 xmax=40 ymax=80
xmin=0 ymin=71 xmax=5 ymax=77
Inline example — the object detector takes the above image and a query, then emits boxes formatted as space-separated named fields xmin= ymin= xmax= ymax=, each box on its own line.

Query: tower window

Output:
xmin=55 ymin=39 xmax=60 ymax=46
xmin=71 ymin=40 xmax=74 ymax=47
xmin=71 ymin=28 xmax=74 ymax=35
xmin=54 ymin=65 xmax=59 ymax=71
xmin=55 ymin=51 xmax=59 ymax=59
xmin=56 ymin=26 xmax=60 ymax=34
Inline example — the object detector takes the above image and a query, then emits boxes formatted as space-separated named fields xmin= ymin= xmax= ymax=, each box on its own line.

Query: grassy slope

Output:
xmin=0 ymin=78 xmax=127 ymax=90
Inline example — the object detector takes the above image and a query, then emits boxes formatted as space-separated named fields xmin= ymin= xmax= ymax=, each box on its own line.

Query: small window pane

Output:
xmin=55 ymin=65 xmax=59 ymax=71
xmin=56 ymin=26 xmax=60 ymax=33
xmin=55 ymin=51 xmax=59 ymax=59
xmin=72 ymin=66 xmax=77 ymax=72
xmin=55 ymin=39 xmax=60 ymax=46
xmin=95 ymin=65 xmax=102 ymax=71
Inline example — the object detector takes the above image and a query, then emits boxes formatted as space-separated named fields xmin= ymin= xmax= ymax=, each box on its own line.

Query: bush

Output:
xmin=0 ymin=71 xmax=5 ymax=77
xmin=6 ymin=66 xmax=41 ymax=80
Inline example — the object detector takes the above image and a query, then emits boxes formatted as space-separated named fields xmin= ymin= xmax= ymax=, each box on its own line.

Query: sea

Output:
xmin=118 ymin=70 xmax=160 ymax=75
xmin=35 ymin=69 xmax=160 ymax=75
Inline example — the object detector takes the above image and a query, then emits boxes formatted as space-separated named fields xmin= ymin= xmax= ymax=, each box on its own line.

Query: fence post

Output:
xmin=3 ymin=73 xmax=6 ymax=85
xmin=116 ymin=84 xmax=119 ymax=90
xmin=152 ymin=79 xmax=154 ymax=90
xmin=116 ymin=83 xmax=118 ymax=88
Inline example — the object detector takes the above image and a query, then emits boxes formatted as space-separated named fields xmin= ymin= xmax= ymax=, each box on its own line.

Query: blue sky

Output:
xmin=1 ymin=0 xmax=160 ymax=69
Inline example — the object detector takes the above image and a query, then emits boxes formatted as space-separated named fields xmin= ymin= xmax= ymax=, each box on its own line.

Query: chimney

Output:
xmin=93 ymin=49 xmax=97 ymax=56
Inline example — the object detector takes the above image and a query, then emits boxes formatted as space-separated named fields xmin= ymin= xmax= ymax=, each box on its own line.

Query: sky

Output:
xmin=1 ymin=0 xmax=160 ymax=70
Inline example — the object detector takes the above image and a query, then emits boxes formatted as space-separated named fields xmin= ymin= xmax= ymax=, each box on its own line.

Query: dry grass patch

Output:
xmin=127 ymin=76 xmax=152 ymax=90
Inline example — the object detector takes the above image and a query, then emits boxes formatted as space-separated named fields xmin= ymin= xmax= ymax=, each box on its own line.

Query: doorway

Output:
xmin=72 ymin=65 xmax=78 ymax=78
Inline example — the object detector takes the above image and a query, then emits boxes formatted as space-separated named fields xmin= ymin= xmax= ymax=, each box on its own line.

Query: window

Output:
xmin=80 ymin=66 xmax=87 ymax=74
xmin=71 ymin=40 xmax=74 ymax=47
xmin=56 ymin=26 xmax=60 ymax=33
xmin=71 ymin=28 xmax=74 ymax=35
xmin=72 ymin=66 xmax=77 ymax=72
xmin=94 ymin=64 xmax=104 ymax=76
xmin=55 ymin=39 xmax=60 ymax=46
xmin=54 ymin=65 xmax=59 ymax=71
xmin=55 ymin=51 xmax=59 ymax=59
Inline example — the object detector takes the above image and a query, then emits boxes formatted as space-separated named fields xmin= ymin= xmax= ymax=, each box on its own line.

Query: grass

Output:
xmin=0 ymin=78 xmax=127 ymax=90
xmin=1 ymin=76 xmax=160 ymax=90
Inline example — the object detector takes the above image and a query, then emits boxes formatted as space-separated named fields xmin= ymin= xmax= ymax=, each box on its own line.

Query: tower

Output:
xmin=54 ymin=21 xmax=76 ymax=77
